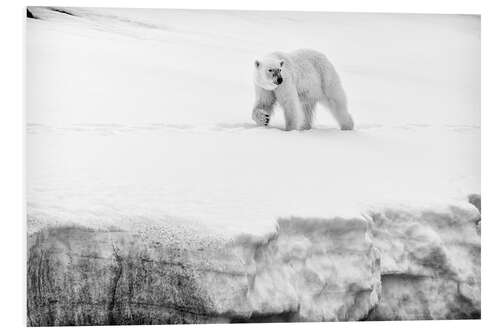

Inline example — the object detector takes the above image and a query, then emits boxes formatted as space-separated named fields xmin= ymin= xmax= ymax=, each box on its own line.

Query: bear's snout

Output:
xmin=276 ymin=77 xmax=283 ymax=85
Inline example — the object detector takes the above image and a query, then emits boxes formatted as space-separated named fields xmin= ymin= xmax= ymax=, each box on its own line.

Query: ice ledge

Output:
xmin=27 ymin=198 xmax=480 ymax=325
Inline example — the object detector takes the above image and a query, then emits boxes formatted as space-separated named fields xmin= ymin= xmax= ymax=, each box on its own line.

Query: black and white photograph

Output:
xmin=24 ymin=4 xmax=481 ymax=327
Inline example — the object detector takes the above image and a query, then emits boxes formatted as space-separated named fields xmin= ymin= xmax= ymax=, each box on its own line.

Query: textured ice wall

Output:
xmin=27 ymin=201 xmax=480 ymax=325
xmin=367 ymin=203 xmax=481 ymax=320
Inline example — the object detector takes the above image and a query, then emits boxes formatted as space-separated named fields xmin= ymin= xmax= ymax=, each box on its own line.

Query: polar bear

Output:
xmin=252 ymin=49 xmax=353 ymax=131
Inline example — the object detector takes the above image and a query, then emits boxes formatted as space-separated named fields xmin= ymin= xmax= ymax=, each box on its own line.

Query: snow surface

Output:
xmin=26 ymin=7 xmax=480 ymax=239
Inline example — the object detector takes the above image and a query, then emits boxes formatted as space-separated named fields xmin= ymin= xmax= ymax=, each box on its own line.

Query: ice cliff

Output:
xmin=27 ymin=199 xmax=480 ymax=325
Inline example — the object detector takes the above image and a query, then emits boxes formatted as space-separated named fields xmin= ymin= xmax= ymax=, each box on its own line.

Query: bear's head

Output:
xmin=254 ymin=56 xmax=284 ymax=91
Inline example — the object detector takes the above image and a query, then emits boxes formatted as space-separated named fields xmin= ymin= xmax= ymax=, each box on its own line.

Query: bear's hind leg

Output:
xmin=323 ymin=83 xmax=354 ymax=130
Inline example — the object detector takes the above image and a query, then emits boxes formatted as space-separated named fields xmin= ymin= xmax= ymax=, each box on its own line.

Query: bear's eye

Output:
xmin=268 ymin=69 xmax=273 ymax=72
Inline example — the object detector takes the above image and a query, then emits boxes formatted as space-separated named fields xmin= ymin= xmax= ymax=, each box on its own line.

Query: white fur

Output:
xmin=253 ymin=57 xmax=280 ymax=91
xmin=252 ymin=49 xmax=354 ymax=131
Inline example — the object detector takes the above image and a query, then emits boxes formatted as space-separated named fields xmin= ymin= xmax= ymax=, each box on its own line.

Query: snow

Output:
xmin=27 ymin=8 xmax=479 ymax=127
xmin=27 ymin=123 xmax=479 ymax=238
xmin=25 ymin=8 xmax=481 ymax=323
xmin=26 ymin=7 xmax=480 ymax=238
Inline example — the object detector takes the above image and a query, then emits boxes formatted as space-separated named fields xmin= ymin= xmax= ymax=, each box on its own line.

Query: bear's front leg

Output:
xmin=252 ymin=86 xmax=276 ymax=127
xmin=252 ymin=108 xmax=271 ymax=126
xmin=276 ymin=86 xmax=305 ymax=131
xmin=284 ymin=114 xmax=295 ymax=131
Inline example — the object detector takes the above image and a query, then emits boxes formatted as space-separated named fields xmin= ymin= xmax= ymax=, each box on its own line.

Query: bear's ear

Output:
xmin=254 ymin=60 xmax=260 ymax=68
xmin=279 ymin=60 xmax=284 ymax=67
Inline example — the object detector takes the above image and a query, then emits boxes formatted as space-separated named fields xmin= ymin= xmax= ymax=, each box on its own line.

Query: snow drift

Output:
xmin=26 ymin=7 xmax=480 ymax=324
